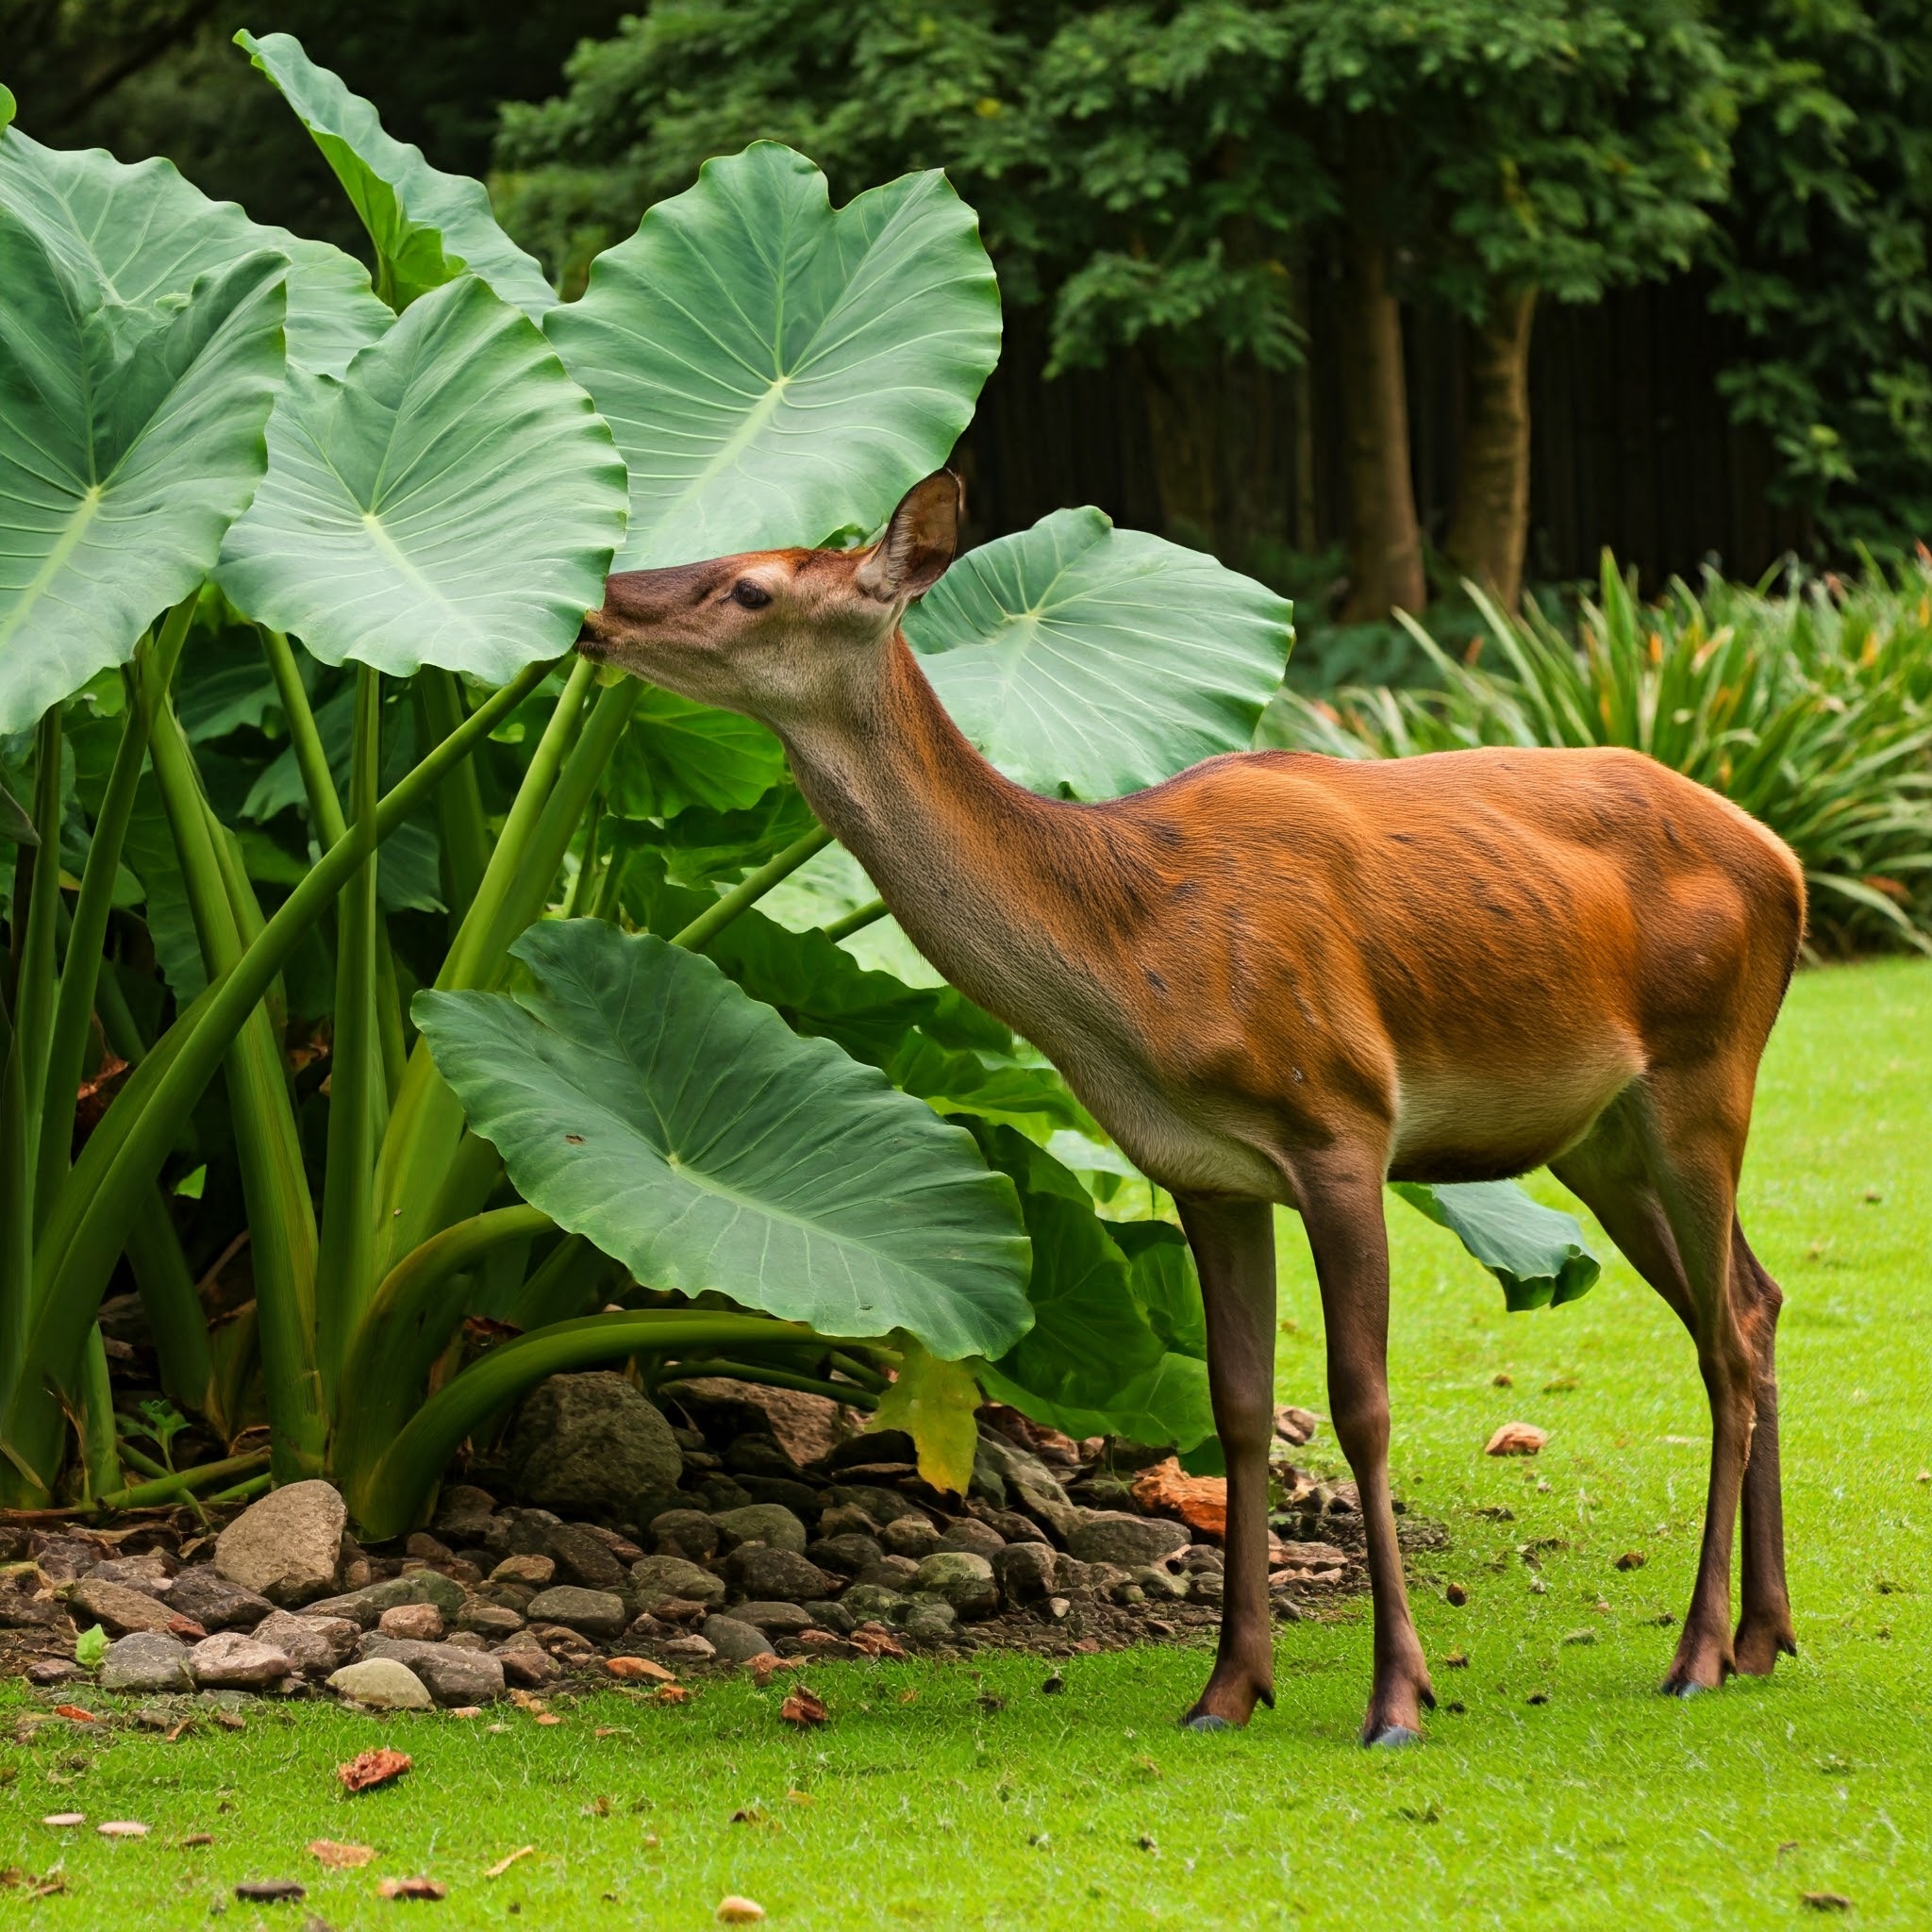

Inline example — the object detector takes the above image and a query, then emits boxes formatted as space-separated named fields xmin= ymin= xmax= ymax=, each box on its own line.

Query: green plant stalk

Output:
xmin=34 ymin=687 xmax=151 ymax=1227
xmin=334 ymin=1203 xmax=553 ymax=1508
xmin=375 ymin=657 xmax=596 ymax=1271
xmin=125 ymin=1186 xmax=216 ymax=1417
xmin=0 ymin=993 xmax=30 ymax=1420
xmin=671 ymin=825 xmax=835 ymax=952
xmin=352 ymin=1310 xmax=831 ymax=1537
xmin=822 ymin=895 xmax=889 ymax=941
xmin=14 ymin=708 xmax=65 ymax=1187
xmin=204 ymin=1472 xmax=274 ymax=1507
xmin=144 ymin=673 xmax=324 ymax=1480
xmin=74 ymin=1324 xmax=123 ymax=1502
xmin=656 ymin=1360 xmax=882 ymax=1409
xmin=94 ymin=1449 xmax=271 ymax=1512
xmin=563 ymin=794 xmax=603 ymax=918
xmin=413 ymin=667 xmax=491 ymax=934
xmin=314 ymin=665 xmax=386 ymax=1406
xmin=261 ymin=626 xmax=408 ymax=1091
xmin=3 ymin=659 xmax=555 ymax=1501
xmin=499 ymin=1230 xmax=620 ymax=1330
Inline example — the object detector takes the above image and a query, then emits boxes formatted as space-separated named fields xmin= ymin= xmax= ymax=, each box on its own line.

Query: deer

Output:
xmin=577 ymin=472 xmax=1807 ymax=1745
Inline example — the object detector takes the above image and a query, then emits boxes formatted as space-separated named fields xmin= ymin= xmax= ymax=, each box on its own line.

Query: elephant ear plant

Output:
xmin=0 ymin=37 xmax=1596 ymax=1529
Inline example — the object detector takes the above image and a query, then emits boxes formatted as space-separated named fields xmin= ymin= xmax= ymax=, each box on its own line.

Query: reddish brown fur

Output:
xmin=581 ymin=473 xmax=1807 ymax=1741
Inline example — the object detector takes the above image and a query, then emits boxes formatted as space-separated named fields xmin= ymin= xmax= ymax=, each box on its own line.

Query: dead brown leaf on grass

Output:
xmin=376 ymin=1876 xmax=447 ymax=1900
xmin=744 ymin=1653 xmax=800 ymax=1686
xmin=778 ymin=1688 xmax=827 ymax=1728
xmin=0 ymin=1867 xmax=66 ymax=1898
xmin=51 ymin=1706 xmax=96 ymax=1723
xmin=605 ymin=1656 xmax=676 ymax=1683
xmin=484 ymin=1847 xmax=535 ymax=1879
xmin=308 ymin=1840 xmax=376 ymax=1869
xmin=338 ymin=1749 xmax=411 ymax=1794
xmin=847 ymin=1624 xmax=906 ymax=1659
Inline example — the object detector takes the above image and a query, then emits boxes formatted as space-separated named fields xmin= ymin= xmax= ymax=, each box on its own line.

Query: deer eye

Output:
xmin=729 ymin=579 xmax=771 ymax=610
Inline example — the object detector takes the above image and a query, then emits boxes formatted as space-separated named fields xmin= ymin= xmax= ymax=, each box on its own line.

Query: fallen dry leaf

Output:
xmin=96 ymin=1821 xmax=149 ymax=1838
xmin=484 ymin=1847 xmax=535 ymax=1879
xmin=308 ymin=1840 xmax=376 ymax=1869
xmin=1130 ymin=1456 xmax=1227 ymax=1541
xmin=533 ymin=1712 xmax=562 ymax=1726
xmin=1614 ymin=1551 xmax=1647 ymax=1571
xmin=1802 ymin=1893 xmax=1853 ymax=1912
xmin=177 ymin=1833 xmax=215 ymax=1848
xmin=338 ymin=1749 xmax=412 ymax=1794
xmin=654 ymin=1684 xmax=690 ymax=1707
xmin=716 ymin=1896 xmax=766 ymax=1924
xmin=235 ymin=1880 xmax=306 ymax=1903
xmin=1445 ymin=1582 xmax=1469 ymax=1607
xmin=376 ymin=1875 xmax=447 ymax=1900
xmin=0 ymin=1868 xmax=65 ymax=1898
xmin=778 ymin=1688 xmax=828 ymax=1728
xmin=41 ymin=1814 xmax=84 ymax=1828
xmin=51 ymin=1706 xmax=96 ymax=1724
xmin=606 ymin=1656 xmax=676 ymax=1684
xmin=847 ymin=1623 xmax=906 ymax=1659
xmin=1485 ymin=1422 xmax=1549 ymax=1457
xmin=744 ymin=1653 xmax=801 ymax=1686
xmin=897 ymin=1688 xmax=919 ymax=1706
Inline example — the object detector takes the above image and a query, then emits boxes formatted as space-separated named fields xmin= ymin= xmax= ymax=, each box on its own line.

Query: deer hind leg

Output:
xmin=1174 ymin=1194 xmax=1278 ymax=1731
xmin=1730 ymin=1220 xmax=1796 ymax=1675
xmin=1292 ymin=1154 xmax=1433 ymax=1746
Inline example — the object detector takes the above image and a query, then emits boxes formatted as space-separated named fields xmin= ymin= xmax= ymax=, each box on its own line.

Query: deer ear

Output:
xmin=855 ymin=471 xmax=961 ymax=602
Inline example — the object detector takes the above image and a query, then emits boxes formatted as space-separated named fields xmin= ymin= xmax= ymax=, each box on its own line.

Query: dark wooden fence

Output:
xmin=955 ymin=272 xmax=1811 ymax=599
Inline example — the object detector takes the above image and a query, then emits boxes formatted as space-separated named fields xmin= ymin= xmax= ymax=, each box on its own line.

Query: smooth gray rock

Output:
xmin=807 ymin=1534 xmax=883 ymax=1577
xmin=904 ymin=1600 xmax=958 ymax=1645
xmin=974 ymin=1433 xmax=1085 ymax=1540
xmin=188 ymin=1630 xmax=292 ymax=1689
xmin=506 ymin=1373 xmax=682 ymax=1519
xmin=456 ymin=1598 xmax=526 ymax=1638
xmin=213 ymin=1480 xmax=346 ymax=1606
xmin=841 ymin=1583 xmax=909 ymax=1624
xmin=879 ymin=1517 xmax=941 ymax=1559
xmin=522 ymin=1586 xmax=628 ymax=1639
xmin=992 ymin=1541 xmax=1059 ymax=1604
xmin=802 ymin=1600 xmax=854 ymax=1635
xmin=100 ymin=1630 xmax=192 ymax=1693
xmin=304 ymin=1571 xmax=466 ymax=1628
xmin=708 ymin=1504 xmax=808 ymax=1556
xmin=629 ymin=1556 xmax=726 ymax=1613
xmin=432 ymin=1484 xmax=499 ymax=1541
xmin=700 ymin=1614 xmax=776 ymax=1663
xmin=1066 ymin=1512 xmax=1191 ymax=1569
xmin=543 ymin=1524 xmax=627 ymax=1592
xmin=938 ymin=1519 xmax=1006 ymax=1559
xmin=164 ymin=1568 xmax=273 ymax=1631
xmin=64 ymin=1577 xmax=176 ymax=1636
xmin=647 ymin=1508 xmax=720 ymax=1562
xmin=328 ymin=1657 xmax=432 ymax=1710
xmin=86 ymin=1552 xmax=175 ymax=1591
xmin=732 ymin=1600 xmax=813 ymax=1636
xmin=912 ymin=1550 xmax=998 ymax=1620
xmin=251 ymin=1609 xmax=358 ymax=1676
xmin=356 ymin=1638 xmax=505 ymax=1706
xmin=729 ymin=1545 xmax=836 ymax=1603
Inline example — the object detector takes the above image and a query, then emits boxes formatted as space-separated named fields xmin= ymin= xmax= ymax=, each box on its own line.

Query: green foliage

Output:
xmin=1708 ymin=0 xmax=1932 ymax=550
xmin=1389 ymin=1182 xmax=1600 ymax=1312
xmin=1271 ymin=554 xmax=1932 ymax=950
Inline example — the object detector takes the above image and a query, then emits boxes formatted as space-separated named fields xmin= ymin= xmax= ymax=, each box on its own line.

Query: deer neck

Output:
xmin=774 ymin=632 xmax=1103 ymax=1032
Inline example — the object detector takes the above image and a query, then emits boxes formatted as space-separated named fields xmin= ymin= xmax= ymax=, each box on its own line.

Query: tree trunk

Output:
xmin=1140 ymin=345 xmax=1224 ymax=554
xmin=1444 ymin=288 xmax=1538 ymax=609
xmin=1337 ymin=137 xmax=1425 ymax=622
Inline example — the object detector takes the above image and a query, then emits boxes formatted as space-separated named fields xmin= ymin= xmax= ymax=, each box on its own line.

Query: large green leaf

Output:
xmin=0 ymin=227 xmax=286 ymax=735
xmin=414 ymin=919 xmax=1032 ymax=1360
xmin=606 ymin=688 xmax=788 ymax=821
xmin=1391 ymin=1180 xmax=1600 ymax=1312
xmin=907 ymin=508 xmax=1293 ymax=799
xmin=970 ymin=1125 xmax=1216 ymax=1451
xmin=216 ymin=275 xmax=627 ymax=680
xmin=0 ymin=125 xmax=387 ymax=377
xmin=546 ymin=143 xmax=1000 ymax=570
xmin=236 ymin=30 xmax=557 ymax=323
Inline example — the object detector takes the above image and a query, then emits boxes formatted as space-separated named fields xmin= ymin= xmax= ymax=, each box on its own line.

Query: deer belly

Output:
xmin=1388 ymin=1050 xmax=1639 ymax=1184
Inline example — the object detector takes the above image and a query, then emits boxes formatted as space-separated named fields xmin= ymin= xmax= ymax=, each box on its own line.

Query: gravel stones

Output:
xmin=701 ymin=1615 xmax=777 ymax=1662
xmin=163 ymin=1569 xmax=273 ymax=1632
xmin=329 ymin=1658 xmax=432 ymax=1710
xmin=733 ymin=1601 xmax=814 ymax=1636
xmin=974 ymin=1435 xmax=1085 ymax=1540
xmin=490 ymin=1554 xmax=555 ymax=1588
xmin=506 ymin=1373 xmax=682 ymax=1519
xmin=728 ymin=1546 xmax=836 ymax=1603
xmin=253 ymin=1611 xmax=357 ymax=1676
xmin=903 ymin=1601 xmax=958 ymax=1644
xmin=456 ymin=1600 xmax=526 ymax=1639
xmin=841 ymin=1583 xmax=908 ymax=1624
xmin=101 ymin=1631 xmax=193 ymax=1693
xmin=709 ymin=1505 xmax=808 ymax=1556
xmin=648 ymin=1509 xmax=721 ymax=1562
xmin=522 ymin=1587 xmax=627 ymax=1639
xmin=913 ymin=1551 xmax=998 ymax=1620
xmin=64 ymin=1577 xmax=178 ymax=1637
xmin=543 ymin=1525 xmax=628 ymax=1592
xmin=807 ymin=1534 xmax=882 ymax=1577
xmin=213 ymin=1480 xmax=347 ymax=1606
xmin=937 ymin=1519 xmax=1007 ymax=1559
xmin=358 ymin=1639 xmax=504 ymax=1706
xmin=629 ymin=1557 xmax=725 ymax=1613
xmin=189 ymin=1631 xmax=292 ymax=1689
xmin=879 ymin=1517 xmax=940 ymax=1559
xmin=992 ymin=1541 xmax=1058 ymax=1604
xmin=1067 ymin=1512 xmax=1191 ymax=1569
xmin=306 ymin=1572 xmax=465 ymax=1628
xmin=433 ymin=1484 xmax=499 ymax=1541
xmin=377 ymin=1603 xmax=444 ymax=1641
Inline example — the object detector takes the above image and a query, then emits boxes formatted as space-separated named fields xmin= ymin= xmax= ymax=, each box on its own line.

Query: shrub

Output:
xmin=1269 ymin=554 xmax=1932 ymax=953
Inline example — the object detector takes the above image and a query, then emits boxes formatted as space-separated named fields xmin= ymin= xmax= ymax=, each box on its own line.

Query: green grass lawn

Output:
xmin=5 ymin=958 xmax=1929 ymax=1931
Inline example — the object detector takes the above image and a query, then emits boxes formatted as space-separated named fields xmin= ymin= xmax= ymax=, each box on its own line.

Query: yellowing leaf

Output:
xmin=871 ymin=1335 xmax=981 ymax=1494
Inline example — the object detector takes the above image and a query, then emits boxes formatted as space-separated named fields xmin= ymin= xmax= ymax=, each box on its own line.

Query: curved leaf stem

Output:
xmin=671 ymin=824 xmax=834 ymax=952
xmin=656 ymin=1359 xmax=881 ymax=1410
xmin=820 ymin=896 xmax=889 ymax=942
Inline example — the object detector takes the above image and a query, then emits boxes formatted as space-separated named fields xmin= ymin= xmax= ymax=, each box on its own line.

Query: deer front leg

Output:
xmin=1174 ymin=1194 xmax=1278 ymax=1732
xmin=1296 ymin=1158 xmax=1433 ymax=1746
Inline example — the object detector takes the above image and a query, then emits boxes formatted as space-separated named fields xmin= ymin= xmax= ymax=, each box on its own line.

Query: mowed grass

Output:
xmin=4 ymin=958 xmax=1929 ymax=1931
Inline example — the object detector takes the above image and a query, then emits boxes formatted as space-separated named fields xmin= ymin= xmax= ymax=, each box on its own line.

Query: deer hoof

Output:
xmin=1181 ymin=1713 xmax=1235 ymax=1733
xmin=1661 ymin=1676 xmax=1711 ymax=1699
xmin=1366 ymin=1724 xmax=1421 ymax=1749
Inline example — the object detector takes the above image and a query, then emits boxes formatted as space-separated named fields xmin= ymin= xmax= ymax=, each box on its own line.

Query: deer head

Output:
xmin=577 ymin=471 xmax=961 ymax=728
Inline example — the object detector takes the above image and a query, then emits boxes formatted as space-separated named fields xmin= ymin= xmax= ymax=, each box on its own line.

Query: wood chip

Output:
xmin=376 ymin=1875 xmax=447 ymax=1900
xmin=484 ymin=1847 xmax=535 ymax=1879
xmin=716 ymin=1895 xmax=766 ymax=1923
xmin=236 ymin=1880 xmax=306 ymax=1903
xmin=1484 ymin=1422 xmax=1549 ymax=1457
xmin=96 ymin=1821 xmax=149 ymax=1837
xmin=605 ymin=1656 xmax=676 ymax=1683
xmin=177 ymin=1833 xmax=215 ymax=1848
xmin=51 ymin=1705 xmax=96 ymax=1723
xmin=308 ymin=1840 xmax=376 ymax=1869
xmin=338 ymin=1748 xmax=412 ymax=1794
xmin=778 ymin=1687 xmax=827 ymax=1727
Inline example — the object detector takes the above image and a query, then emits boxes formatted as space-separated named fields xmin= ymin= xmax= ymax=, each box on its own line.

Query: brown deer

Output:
xmin=578 ymin=473 xmax=1806 ymax=1744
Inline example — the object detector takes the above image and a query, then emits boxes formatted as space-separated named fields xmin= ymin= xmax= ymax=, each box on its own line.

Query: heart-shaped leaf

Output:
xmin=414 ymin=919 xmax=1032 ymax=1359
xmin=216 ymin=275 xmax=627 ymax=680
xmin=236 ymin=30 xmax=557 ymax=323
xmin=606 ymin=688 xmax=788 ymax=821
xmin=0 ymin=124 xmax=387 ymax=376
xmin=1391 ymin=1180 xmax=1599 ymax=1311
xmin=908 ymin=508 xmax=1293 ymax=799
xmin=0 ymin=227 xmax=286 ymax=734
xmin=546 ymin=142 xmax=1000 ymax=570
